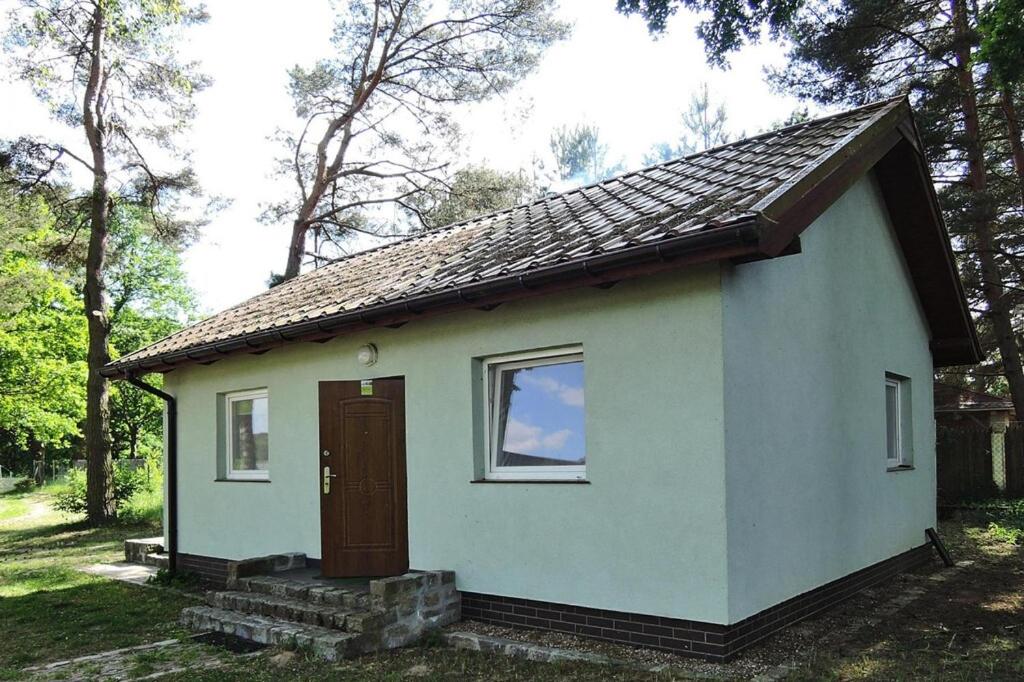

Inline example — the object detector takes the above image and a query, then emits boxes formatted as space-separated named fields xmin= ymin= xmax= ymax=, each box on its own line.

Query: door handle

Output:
xmin=323 ymin=466 xmax=337 ymax=494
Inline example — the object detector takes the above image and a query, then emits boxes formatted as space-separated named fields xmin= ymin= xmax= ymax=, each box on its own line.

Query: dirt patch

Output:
xmin=787 ymin=522 xmax=1024 ymax=680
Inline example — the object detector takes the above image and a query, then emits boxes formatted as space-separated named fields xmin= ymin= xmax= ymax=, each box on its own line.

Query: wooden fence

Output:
xmin=937 ymin=424 xmax=1024 ymax=503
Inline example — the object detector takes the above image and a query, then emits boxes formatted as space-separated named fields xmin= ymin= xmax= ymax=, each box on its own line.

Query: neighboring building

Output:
xmin=934 ymin=383 xmax=1016 ymax=499
xmin=934 ymin=382 xmax=1014 ymax=429
xmin=105 ymin=98 xmax=980 ymax=661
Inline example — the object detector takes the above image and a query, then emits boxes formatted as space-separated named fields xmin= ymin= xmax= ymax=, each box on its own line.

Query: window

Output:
xmin=483 ymin=348 xmax=586 ymax=481
xmin=226 ymin=389 xmax=269 ymax=480
xmin=885 ymin=375 xmax=911 ymax=469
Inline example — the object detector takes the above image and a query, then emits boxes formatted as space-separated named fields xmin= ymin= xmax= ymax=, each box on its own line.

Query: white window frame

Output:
xmin=885 ymin=377 xmax=907 ymax=469
xmin=225 ymin=388 xmax=270 ymax=481
xmin=482 ymin=347 xmax=586 ymax=481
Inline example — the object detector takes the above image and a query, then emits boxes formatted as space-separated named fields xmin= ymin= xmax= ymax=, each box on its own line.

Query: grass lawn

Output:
xmin=1 ymin=485 xmax=1022 ymax=681
xmin=0 ymin=486 xmax=197 ymax=676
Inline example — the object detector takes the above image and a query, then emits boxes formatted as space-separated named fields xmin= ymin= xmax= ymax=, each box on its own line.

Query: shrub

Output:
xmin=12 ymin=478 xmax=35 ymax=493
xmin=146 ymin=568 xmax=199 ymax=589
xmin=52 ymin=466 xmax=149 ymax=516
xmin=984 ymin=500 xmax=1024 ymax=545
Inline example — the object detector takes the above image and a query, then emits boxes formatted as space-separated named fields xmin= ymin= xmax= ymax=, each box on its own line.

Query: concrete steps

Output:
xmin=179 ymin=563 xmax=461 ymax=660
xmin=124 ymin=537 xmax=167 ymax=569
xmin=180 ymin=606 xmax=362 ymax=660
xmin=235 ymin=575 xmax=373 ymax=609
xmin=206 ymin=590 xmax=382 ymax=631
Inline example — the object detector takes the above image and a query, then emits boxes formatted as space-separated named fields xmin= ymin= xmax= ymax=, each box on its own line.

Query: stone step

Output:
xmin=181 ymin=606 xmax=363 ymax=661
xmin=235 ymin=575 xmax=372 ymax=609
xmin=145 ymin=551 xmax=169 ymax=569
xmin=124 ymin=537 xmax=163 ymax=564
xmin=207 ymin=590 xmax=385 ymax=632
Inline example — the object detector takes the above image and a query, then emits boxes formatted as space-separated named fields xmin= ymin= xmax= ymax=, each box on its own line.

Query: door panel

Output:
xmin=319 ymin=379 xmax=408 ymax=577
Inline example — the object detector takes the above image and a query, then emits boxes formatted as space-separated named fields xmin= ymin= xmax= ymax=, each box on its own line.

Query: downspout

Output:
xmin=125 ymin=374 xmax=177 ymax=575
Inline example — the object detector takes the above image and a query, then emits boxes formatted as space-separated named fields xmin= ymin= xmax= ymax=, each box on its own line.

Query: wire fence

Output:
xmin=937 ymin=423 xmax=1024 ymax=503
xmin=28 ymin=458 xmax=151 ymax=486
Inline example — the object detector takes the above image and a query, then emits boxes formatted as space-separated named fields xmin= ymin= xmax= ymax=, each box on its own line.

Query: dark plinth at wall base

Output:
xmin=177 ymin=553 xmax=231 ymax=586
xmin=176 ymin=553 xmax=322 ymax=587
xmin=461 ymin=543 xmax=934 ymax=662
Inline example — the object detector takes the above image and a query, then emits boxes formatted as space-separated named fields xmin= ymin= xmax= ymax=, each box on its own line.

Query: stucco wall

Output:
xmin=163 ymin=267 xmax=732 ymax=623
xmin=721 ymin=173 xmax=937 ymax=623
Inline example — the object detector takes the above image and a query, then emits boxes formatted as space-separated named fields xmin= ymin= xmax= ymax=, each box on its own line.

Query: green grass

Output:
xmin=118 ymin=478 xmax=164 ymax=525
xmin=0 ymin=494 xmax=28 ymax=521
xmin=0 ymin=487 xmax=197 ymax=675
xmin=4 ymin=484 xmax=1023 ymax=681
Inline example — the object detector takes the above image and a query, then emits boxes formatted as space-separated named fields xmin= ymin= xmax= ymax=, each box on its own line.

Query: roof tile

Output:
xmin=110 ymin=99 xmax=901 ymax=369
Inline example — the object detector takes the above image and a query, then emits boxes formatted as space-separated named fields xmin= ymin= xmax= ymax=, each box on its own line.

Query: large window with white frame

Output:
xmin=885 ymin=374 xmax=912 ymax=469
xmin=225 ymin=389 xmax=269 ymax=480
xmin=483 ymin=347 xmax=586 ymax=481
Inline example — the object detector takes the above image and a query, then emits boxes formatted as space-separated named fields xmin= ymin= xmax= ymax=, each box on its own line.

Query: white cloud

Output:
xmin=519 ymin=373 xmax=584 ymax=408
xmin=541 ymin=428 xmax=571 ymax=450
xmin=559 ymin=387 xmax=584 ymax=408
xmin=503 ymin=418 xmax=571 ymax=453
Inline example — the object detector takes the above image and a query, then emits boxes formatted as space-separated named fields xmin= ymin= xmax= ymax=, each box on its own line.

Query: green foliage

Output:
xmin=12 ymin=479 xmax=35 ymax=494
xmin=267 ymin=0 xmax=570 ymax=271
xmin=548 ymin=123 xmax=623 ymax=185
xmin=422 ymin=166 xmax=536 ymax=228
xmin=0 ymin=248 xmax=87 ymax=451
xmin=3 ymin=0 xmax=212 ymax=243
xmin=626 ymin=0 xmax=1024 ymax=399
xmin=644 ymin=82 xmax=734 ymax=164
xmin=978 ymin=0 xmax=1024 ymax=88
xmin=984 ymin=500 xmax=1024 ymax=544
xmin=52 ymin=467 xmax=149 ymax=517
xmin=616 ymin=0 xmax=803 ymax=64
xmin=146 ymin=567 xmax=198 ymax=589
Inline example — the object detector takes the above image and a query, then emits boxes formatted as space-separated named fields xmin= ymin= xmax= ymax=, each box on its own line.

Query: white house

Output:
xmin=107 ymin=97 xmax=979 ymax=661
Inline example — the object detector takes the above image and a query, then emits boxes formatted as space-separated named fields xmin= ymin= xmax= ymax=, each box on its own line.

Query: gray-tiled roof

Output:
xmin=109 ymin=98 xmax=907 ymax=373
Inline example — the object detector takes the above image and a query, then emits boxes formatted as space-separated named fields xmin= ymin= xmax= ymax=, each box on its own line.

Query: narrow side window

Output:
xmin=885 ymin=375 xmax=911 ymax=469
xmin=225 ymin=389 xmax=270 ymax=480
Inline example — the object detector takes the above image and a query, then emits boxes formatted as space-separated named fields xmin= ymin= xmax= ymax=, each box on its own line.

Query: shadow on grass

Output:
xmin=0 ymin=493 xmax=197 ymax=672
xmin=0 ymin=581 xmax=193 ymax=670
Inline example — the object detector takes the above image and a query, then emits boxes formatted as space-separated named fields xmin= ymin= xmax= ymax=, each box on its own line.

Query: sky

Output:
xmin=1 ymin=0 xmax=809 ymax=315
xmin=502 ymin=361 xmax=586 ymax=463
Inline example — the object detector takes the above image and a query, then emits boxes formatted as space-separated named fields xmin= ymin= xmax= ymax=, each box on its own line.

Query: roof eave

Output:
xmin=751 ymin=98 xmax=981 ymax=368
xmin=103 ymin=217 xmax=768 ymax=378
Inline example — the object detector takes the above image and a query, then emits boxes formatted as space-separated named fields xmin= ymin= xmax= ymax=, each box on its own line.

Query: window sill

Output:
xmin=215 ymin=478 xmax=271 ymax=483
xmin=470 ymin=479 xmax=590 ymax=484
xmin=886 ymin=465 xmax=915 ymax=473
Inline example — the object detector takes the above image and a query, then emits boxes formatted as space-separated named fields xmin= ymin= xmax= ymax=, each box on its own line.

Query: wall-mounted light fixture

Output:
xmin=357 ymin=343 xmax=378 ymax=367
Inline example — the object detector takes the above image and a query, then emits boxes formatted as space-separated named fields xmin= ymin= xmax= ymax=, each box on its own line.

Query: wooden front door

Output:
xmin=318 ymin=378 xmax=408 ymax=577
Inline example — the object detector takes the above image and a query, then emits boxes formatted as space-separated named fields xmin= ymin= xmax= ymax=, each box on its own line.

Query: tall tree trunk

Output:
xmin=1001 ymin=89 xmax=1024 ymax=209
xmin=283 ymin=218 xmax=308 ymax=281
xmin=83 ymin=1 xmax=115 ymax=523
xmin=128 ymin=426 xmax=138 ymax=460
xmin=952 ymin=0 xmax=1024 ymax=418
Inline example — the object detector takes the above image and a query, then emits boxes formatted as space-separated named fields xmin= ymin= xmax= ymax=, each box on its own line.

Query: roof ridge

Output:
xmin=299 ymin=96 xmax=907 ymax=277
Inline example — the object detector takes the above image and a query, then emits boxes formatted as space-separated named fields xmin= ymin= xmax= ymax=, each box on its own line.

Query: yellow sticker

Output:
xmin=360 ymin=380 xmax=373 ymax=396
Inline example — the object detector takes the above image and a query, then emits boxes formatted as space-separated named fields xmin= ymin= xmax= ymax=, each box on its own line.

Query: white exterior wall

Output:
xmin=721 ymin=173 xmax=937 ymax=623
xmin=163 ymin=267 xmax=733 ymax=623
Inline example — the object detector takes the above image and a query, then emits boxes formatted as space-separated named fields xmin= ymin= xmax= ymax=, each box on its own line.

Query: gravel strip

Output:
xmin=444 ymin=555 xmax=951 ymax=680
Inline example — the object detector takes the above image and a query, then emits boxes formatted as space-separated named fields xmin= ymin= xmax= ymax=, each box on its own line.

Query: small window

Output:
xmin=226 ymin=389 xmax=269 ymax=480
xmin=885 ymin=375 xmax=911 ymax=469
xmin=484 ymin=348 xmax=586 ymax=481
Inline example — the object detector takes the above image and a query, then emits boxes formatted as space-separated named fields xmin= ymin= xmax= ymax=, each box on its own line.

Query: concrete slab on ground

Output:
xmin=80 ymin=561 xmax=159 ymax=586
